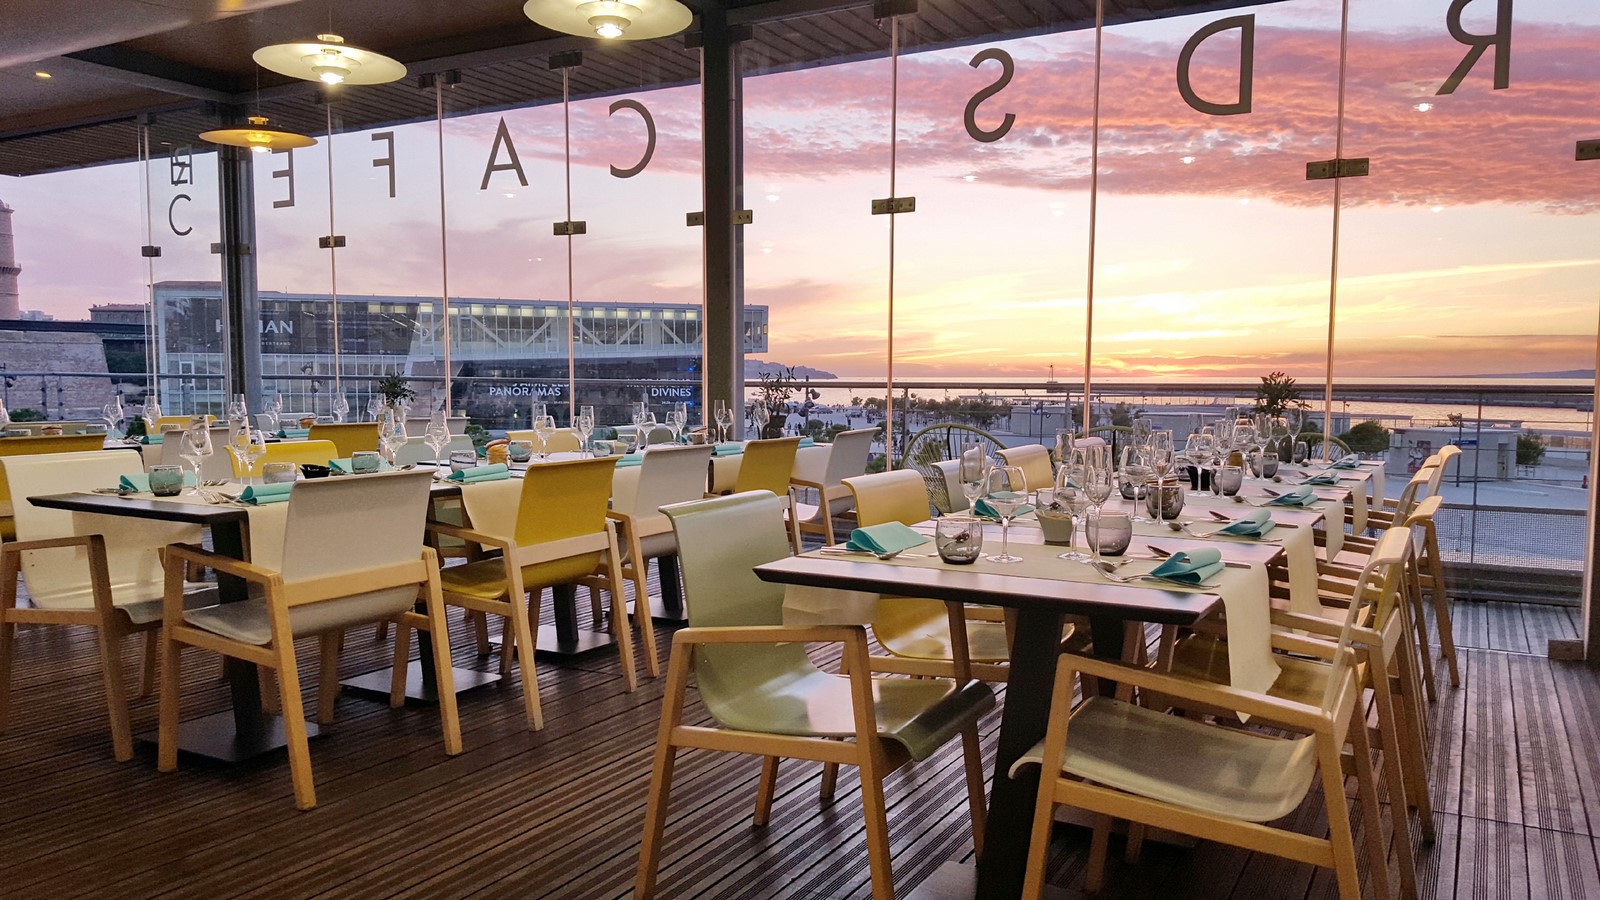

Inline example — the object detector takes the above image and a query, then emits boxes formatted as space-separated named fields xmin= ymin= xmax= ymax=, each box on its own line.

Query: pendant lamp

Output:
xmin=253 ymin=33 xmax=406 ymax=85
xmin=200 ymin=116 xmax=317 ymax=154
xmin=523 ymin=0 xmax=691 ymax=41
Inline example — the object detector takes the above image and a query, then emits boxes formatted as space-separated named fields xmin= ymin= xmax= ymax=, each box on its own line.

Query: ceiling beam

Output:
xmin=58 ymin=47 xmax=237 ymax=103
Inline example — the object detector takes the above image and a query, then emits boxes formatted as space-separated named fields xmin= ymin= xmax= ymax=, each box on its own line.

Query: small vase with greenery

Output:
xmin=375 ymin=374 xmax=417 ymax=414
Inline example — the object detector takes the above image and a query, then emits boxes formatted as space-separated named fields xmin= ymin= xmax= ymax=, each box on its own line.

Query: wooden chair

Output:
xmin=1401 ymin=494 xmax=1459 ymax=688
xmin=227 ymin=439 xmax=339 ymax=480
xmin=1164 ymin=527 xmax=1429 ymax=897
xmin=0 ymin=433 xmax=108 ymax=540
xmin=505 ymin=428 xmax=582 ymax=454
xmin=900 ymin=423 xmax=1006 ymax=514
xmin=307 ymin=422 xmax=380 ymax=457
xmin=429 ymin=456 xmax=636 ymax=730
xmin=156 ymin=425 xmax=235 ymax=481
xmin=157 ymin=470 xmax=458 ymax=809
xmin=722 ymin=436 xmax=802 ymax=551
xmin=996 ymin=443 xmax=1053 ymax=495
xmin=636 ymin=491 xmax=996 ymax=900
xmin=843 ymin=469 xmax=1027 ymax=683
xmin=789 ymin=427 xmax=876 ymax=545
xmin=0 ymin=450 xmax=210 ymax=761
xmin=608 ymin=444 xmax=715 ymax=677
xmin=1019 ymin=529 xmax=1415 ymax=900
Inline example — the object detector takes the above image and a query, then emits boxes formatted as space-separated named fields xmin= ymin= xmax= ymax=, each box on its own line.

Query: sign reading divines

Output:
xmin=257 ymin=1 xmax=1513 ymax=208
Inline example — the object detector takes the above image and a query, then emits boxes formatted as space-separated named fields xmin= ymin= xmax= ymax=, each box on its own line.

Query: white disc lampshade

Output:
xmin=253 ymin=33 xmax=407 ymax=85
xmin=524 ymin=0 xmax=692 ymax=41
xmin=200 ymin=116 xmax=317 ymax=153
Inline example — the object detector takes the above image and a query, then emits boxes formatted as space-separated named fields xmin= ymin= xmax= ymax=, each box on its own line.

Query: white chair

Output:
xmin=608 ymin=444 xmax=715 ymax=675
xmin=789 ymin=428 xmax=876 ymax=545
xmin=152 ymin=424 xmax=234 ymax=481
xmin=157 ymin=470 xmax=459 ymax=809
xmin=394 ymin=434 xmax=474 ymax=466
xmin=0 ymin=450 xmax=212 ymax=760
xmin=996 ymin=443 xmax=1053 ymax=495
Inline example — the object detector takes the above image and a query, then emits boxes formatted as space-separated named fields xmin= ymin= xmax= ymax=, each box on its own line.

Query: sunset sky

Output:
xmin=3 ymin=0 xmax=1596 ymax=382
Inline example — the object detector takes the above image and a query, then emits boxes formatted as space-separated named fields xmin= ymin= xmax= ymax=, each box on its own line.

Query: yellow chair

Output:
xmin=307 ymin=422 xmax=380 ymax=458
xmin=154 ymin=415 xmax=213 ymax=431
xmin=428 ymin=457 xmax=636 ymax=730
xmin=505 ymin=428 xmax=582 ymax=454
xmin=996 ymin=444 xmax=1053 ymax=495
xmin=844 ymin=469 xmax=1021 ymax=683
xmin=157 ymin=471 xmax=459 ymax=809
xmin=723 ymin=437 xmax=802 ymax=551
xmin=1018 ymin=530 xmax=1416 ymax=900
xmin=0 ymin=433 xmax=108 ymax=540
xmin=228 ymin=440 xmax=339 ymax=481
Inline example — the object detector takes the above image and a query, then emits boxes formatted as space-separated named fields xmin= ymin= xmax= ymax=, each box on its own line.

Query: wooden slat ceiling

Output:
xmin=0 ymin=0 xmax=1277 ymax=177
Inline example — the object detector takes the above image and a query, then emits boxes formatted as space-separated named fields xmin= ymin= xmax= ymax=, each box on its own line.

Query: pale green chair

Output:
xmin=636 ymin=491 xmax=995 ymax=900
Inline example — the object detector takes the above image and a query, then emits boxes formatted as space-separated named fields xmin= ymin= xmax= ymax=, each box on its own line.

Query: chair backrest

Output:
xmin=155 ymin=415 xmax=207 ymax=431
xmin=234 ymin=439 xmax=340 ymax=478
xmin=819 ymin=428 xmax=877 ymax=487
xmin=996 ymin=444 xmax=1052 ymax=494
xmin=1405 ymin=493 xmax=1444 ymax=554
xmin=900 ymin=423 xmax=1006 ymax=514
xmin=1392 ymin=465 xmax=1435 ymax=519
xmin=393 ymin=434 xmax=474 ymax=466
xmin=158 ymin=425 xmax=234 ymax=480
xmin=4 ymin=421 xmax=95 ymax=435
xmin=275 ymin=471 xmax=436 ymax=634
xmin=0 ymin=433 xmax=108 ymax=512
xmin=615 ymin=444 xmax=716 ymax=518
xmin=1425 ymin=448 xmax=1457 ymax=494
xmin=845 ymin=469 xmax=931 ymax=528
xmin=663 ymin=491 xmax=819 ymax=729
xmin=506 ymin=428 xmax=582 ymax=453
xmin=733 ymin=437 xmax=802 ymax=495
xmin=3 ymin=450 xmax=201 ymax=609
xmin=512 ymin=457 xmax=617 ymax=548
xmin=308 ymin=422 xmax=380 ymax=457
xmin=1321 ymin=526 xmax=1410 ymax=711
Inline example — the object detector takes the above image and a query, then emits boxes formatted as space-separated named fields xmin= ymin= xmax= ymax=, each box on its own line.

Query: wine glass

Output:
xmin=664 ymin=404 xmax=685 ymax=444
xmin=1080 ymin=445 xmax=1116 ymax=565
xmin=243 ymin=430 xmax=268 ymax=484
xmin=226 ymin=393 xmax=248 ymax=423
xmin=638 ymin=410 xmax=659 ymax=447
xmin=532 ymin=414 xmax=556 ymax=460
xmin=750 ymin=402 xmax=771 ymax=439
xmin=225 ymin=418 xmax=252 ymax=482
xmin=180 ymin=417 xmax=213 ymax=494
xmin=1053 ymin=429 xmax=1075 ymax=470
xmin=1130 ymin=416 xmax=1153 ymax=451
xmin=366 ymin=395 xmax=384 ymax=423
xmin=575 ymin=405 xmax=595 ymax=457
xmin=1119 ymin=445 xmax=1153 ymax=523
xmin=330 ymin=392 xmax=349 ymax=424
xmin=1054 ymin=460 xmax=1090 ymax=562
xmin=0 ymin=396 xmax=9 ymax=430
xmin=102 ymin=397 xmax=125 ymax=438
xmin=424 ymin=410 xmax=451 ymax=465
xmin=1146 ymin=430 xmax=1175 ymax=527
xmin=957 ymin=441 xmax=989 ymax=514
xmin=1191 ymin=433 xmax=1216 ymax=495
xmin=714 ymin=401 xmax=734 ymax=443
xmin=143 ymin=398 xmax=163 ymax=432
xmin=264 ymin=393 xmax=283 ymax=433
xmin=984 ymin=465 xmax=1028 ymax=564
xmin=379 ymin=409 xmax=407 ymax=466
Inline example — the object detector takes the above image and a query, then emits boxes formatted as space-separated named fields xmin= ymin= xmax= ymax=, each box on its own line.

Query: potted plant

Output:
xmin=374 ymin=374 xmax=417 ymax=411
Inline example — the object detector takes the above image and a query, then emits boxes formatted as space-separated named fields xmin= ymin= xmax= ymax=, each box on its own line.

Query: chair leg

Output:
xmin=632 ymin=560 xmax=660 ymax=679
xmin=139 ymin=629 xmax=159 ymax=698
xmin=469 ymin=609 xmax=492 ymax=656
xmin=510 ymin=595 xmax=544 ymax=730
xmin=1124 ymin=823 xmax=1146 ymax=864
xmin=857 ymin=741 xmax=896 ymax=900
xmin=1316 ymin=734 xmax=1365 ymax=900
xmin=1426 ymin=545 xmax=1460 ymax=688
xmin=94 ymin=625 xmax=135 ymax=762
xmin=373 ymin=620 xmax=389 ymax=643
xmin=1085 ymin=813 xmax=1112 ymax=894
xmin=1348 ymin=705 xmax=1396 ymax=900
xmin=389 ymin=618 xmax=412 ymax=708
xmin=960 ymin=725 xmax=988 ymax=857
xmin=637 ymin=645 xmax=692 ymax=900
xmin=0 ymin=607 xmax=15 ymax=731
xmin=1370 ymin=670 xmax=1422 ymax=898
xmin=259 ymin=666 xmax=282 ymax=714
xmin=273 ymin=640 xmax=317 ymax=810
xmin=610 ymin=582 xmax=639 ymax=693
xmin=1406 ymin=568 xmax=1437 ymax=703
xmin=421 ymin=595 xmax=462 ymax=756
xmin=589 ymin=585 xmax=605 ymax=632
xmin=317 ymin=632 xmax=342 ymax=725
xmin=499 ymin=613 xmax=517 ymax=676
xmin=754 ymin=756 xmax=781 ymax=826
xmin=157 ymin=631 xmax=182 ymax=773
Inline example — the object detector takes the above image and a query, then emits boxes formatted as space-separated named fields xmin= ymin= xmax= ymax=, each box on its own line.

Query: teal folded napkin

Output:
xmin=1218 ymin=508 xmax=1277 ymax=537
xmin=1301 ymin=472 xmax=1339 ymax=486
xmin=844 ymin=521 xmax=930 ymax=556
xmin=798 ymin=437 xmax=815 ymax=448
xmin=329 ymin=457 xmax=391 ymax=474
xmin=614 ymin=453 xmax=645 ymax=468
xmin=119 ymin=471 xmax=197 ymax=492
xmin=1330 ymin=454 xmax=1360 ymax=469
xmin=712 ymin=443 xmax=744 ymax=456
xmin=973 ymin=492 xmax=1034 ymax=521
xmin=446 ymin=463 xmax=510 ymax=483
xmin=1267 ymin=485 xmax=1317 ymax=507
xmin=277 ymin=427 xmax=311 ymax=439
xmin=240 ymin=482 xmax=294 ymax=505
xmin=1148 ymin=548 xmax=1225 ymax=585
xmin=139 ymin=434 xmax=164 ymax=445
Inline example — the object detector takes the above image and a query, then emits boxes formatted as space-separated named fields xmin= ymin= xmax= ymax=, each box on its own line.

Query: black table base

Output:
xmin=907 ymin=862 xmax=1073 ymax=900
xmin=139 ymin=710 xmax=321 ymax=764
xmin=340 ymin=661 xmax=502 ymax=704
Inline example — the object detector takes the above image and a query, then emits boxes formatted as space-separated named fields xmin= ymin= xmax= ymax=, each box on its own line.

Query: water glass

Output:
xmin=351 ymin=451 xmax=380 ymax=474
xmin=1087 ymin=509 xmax=1133 ymax=557
xmin=935 ymin=515 xmax=983 ymax=565
xmin=1260 ymin=451 xmax=1279 ymax=479
xmin=263 ymin=462 xmax=298 ymax=484
xmin=1216 ymin=465 xmax=1243 ymax=496
xmin=984 ymin=465 xmax=1027 ymax=564
xmin=508 ymin=440 xmax=534 ymax=463
xmin=1292 ymin=440 xmax=1309 ymax=466
xmin=449 ymin=450 xmax=477 ymax=473
xmin=149 ymin=465 xmax=184 ymax=497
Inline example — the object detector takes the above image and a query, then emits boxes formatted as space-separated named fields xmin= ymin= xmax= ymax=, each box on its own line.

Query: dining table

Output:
xmin=753 ymin=478 xmax=1330 ymax=900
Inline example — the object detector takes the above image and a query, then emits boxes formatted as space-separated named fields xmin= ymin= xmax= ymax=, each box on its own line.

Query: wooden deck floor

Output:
xmin=1 ymin=588 xmax=1595 ymax=899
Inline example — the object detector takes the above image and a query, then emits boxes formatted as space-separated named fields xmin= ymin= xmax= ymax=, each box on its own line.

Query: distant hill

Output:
xmin=1457 ymin=369 xmax=1595 ymax=379
xmin=745 ymin=359 xmax=838 ymax=379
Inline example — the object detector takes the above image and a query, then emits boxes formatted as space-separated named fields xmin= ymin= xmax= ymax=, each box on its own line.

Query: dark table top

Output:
xmin=28 ymin=491 xmax=249 ymax=525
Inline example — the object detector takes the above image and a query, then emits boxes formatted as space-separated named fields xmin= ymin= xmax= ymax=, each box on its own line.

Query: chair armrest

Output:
xmin=1270 ymin=609 xmax=1345 ymax=638
xmin=672 ymin=624 xmax=866 ymax=646
xmin=964 ymin=606 xmax=1006 ymax=623
xmin=789 ymin=477 xmax=826 ymax=494
xmin=1063 ymin=652 xmax=1330 ymax=732
xmin=426 ymin=519 xmax=514 ymax=554
xmin=162 ymin=542 xmax=282 ymax=586
xmin=0 ymin=534 xmax=100 ymax=555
